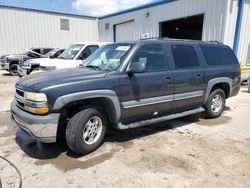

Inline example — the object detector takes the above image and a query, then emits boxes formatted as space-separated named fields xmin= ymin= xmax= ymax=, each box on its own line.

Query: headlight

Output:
xmin=39 ymin=66 xmax=56 ymax=71
xmin=23 ymin=91 xmax=48 ymax=114
xmin=24 ymin=91 xmax=47 ymax=101
xmin=23 ymin=60 xmax=31 ymax=67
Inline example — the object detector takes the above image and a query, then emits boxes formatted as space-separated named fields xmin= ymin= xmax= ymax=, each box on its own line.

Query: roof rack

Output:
xmin=206 ymin=41 xmax=224 ymax=44
xmin=138 ymin=37 xmax=160 ymax=41
xmin=137 ymin=37 xmax=224 ymax=45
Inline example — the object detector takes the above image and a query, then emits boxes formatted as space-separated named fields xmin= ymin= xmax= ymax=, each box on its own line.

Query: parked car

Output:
xmin=26 ymin=42 xmax=108 ymax=73
xmin=0 ymin=48 xmax=54 ymax=75
xmin=11 ymin=39 xmax=240 ymax=155
xmin=17 ymin=48 xmax=65 ymax=77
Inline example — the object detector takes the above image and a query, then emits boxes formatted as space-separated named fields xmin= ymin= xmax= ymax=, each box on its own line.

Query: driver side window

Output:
xmin=131 ymin=44 xmax=168 ymax=72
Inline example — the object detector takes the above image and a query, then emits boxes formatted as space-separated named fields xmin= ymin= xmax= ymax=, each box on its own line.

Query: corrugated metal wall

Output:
xmin=99 ymin=0 xmax=228 ymax=42
xmin=0 ymin=6 xmax=98 ymax=56
xmin=237 ymin=0 xmax=250 ymax=64
xmin=98 ymin=0 xmax=250 ymax=66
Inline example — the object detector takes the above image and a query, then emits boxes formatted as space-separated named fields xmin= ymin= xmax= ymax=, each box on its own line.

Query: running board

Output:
xmin=117 ymin=107 xmax=204 ymax=130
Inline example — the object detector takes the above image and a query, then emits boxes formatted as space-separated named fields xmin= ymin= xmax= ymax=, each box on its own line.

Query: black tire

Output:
xmin=203 ymin=89 xmax=226 ymax=118
xmin=66 ymin=107 xmax=107 ymax=154
xmin=9 ymin=64 xmax=18 ymax=76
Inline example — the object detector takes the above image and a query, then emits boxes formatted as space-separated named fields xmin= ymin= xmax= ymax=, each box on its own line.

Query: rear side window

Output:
xmin=131 ymin=44 xmax=168 ymax=72
xmin=200 ymin=45 xmax=238 ymax=66
xmin=171 ymin=45 xmax=199 ymax=69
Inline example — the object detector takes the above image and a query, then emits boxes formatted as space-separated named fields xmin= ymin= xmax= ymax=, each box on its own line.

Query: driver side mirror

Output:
xmin=127 ymin=62 xmax=146 ymax=75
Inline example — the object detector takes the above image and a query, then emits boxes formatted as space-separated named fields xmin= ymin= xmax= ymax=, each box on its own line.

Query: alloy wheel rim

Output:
xmin=211 ymin=94 xmax=223 ymax=113
xmin=83 ymin=116 xmax=103 ymax=145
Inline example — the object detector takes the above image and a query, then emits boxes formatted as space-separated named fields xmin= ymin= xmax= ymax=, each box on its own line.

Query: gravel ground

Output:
xmin=0 ymin=70 xmax=250 ymax=188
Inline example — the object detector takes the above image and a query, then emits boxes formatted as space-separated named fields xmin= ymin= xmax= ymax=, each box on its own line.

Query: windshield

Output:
xmin=58 ymin=44 xmax=84 ymax=60
xmin=84 ymin=44 xmax=132 ymax=71
xmin=43 ymin=49 xmax=57 ymax=58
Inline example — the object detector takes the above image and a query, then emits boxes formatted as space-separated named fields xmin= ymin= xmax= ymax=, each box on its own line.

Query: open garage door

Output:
xmin=114 ymin=21 xmax=135 ymax=42
xmin=159 ymin=14 xmax=204 ymax=40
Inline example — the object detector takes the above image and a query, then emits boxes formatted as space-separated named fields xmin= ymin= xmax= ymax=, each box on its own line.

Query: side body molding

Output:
xmin=204 ymin=77 xmax=233 ymax=104
xmin=52 ymin=90 xmax=121 ymax=123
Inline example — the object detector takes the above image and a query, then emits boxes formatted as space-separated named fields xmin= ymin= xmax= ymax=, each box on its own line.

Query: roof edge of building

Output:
xmin=99 ymin=0 xmax=176 ymax=19
xmin=0 ymin=5 xmax=97 ymax=19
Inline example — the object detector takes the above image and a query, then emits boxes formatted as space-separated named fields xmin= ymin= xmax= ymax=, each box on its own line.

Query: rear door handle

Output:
xmin=164 ymin=76 xmax=171 ymax=80
xmin=195 ymin=74 xmax=201 ymax=79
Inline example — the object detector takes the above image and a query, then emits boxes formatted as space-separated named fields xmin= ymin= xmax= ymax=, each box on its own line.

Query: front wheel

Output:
xmin=203 ymin=89 xmax=226 ymax=118
xmin=9 ymin=64 xmax=18 ymax=76
xmin=66 ymin=107 xmax=107 ymax=154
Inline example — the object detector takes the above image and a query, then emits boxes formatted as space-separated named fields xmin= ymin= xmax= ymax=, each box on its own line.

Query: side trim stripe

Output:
xmin=123 ymin=95 xmax=173 ymax=109
xmin=122 ymin=90 xmax=204 ymax=109
xmin=174 ymin=90 xmax=204 ymax=101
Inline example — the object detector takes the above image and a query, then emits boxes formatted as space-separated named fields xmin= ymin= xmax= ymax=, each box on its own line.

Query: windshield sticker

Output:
xmin=115 ymin=46 xmax=130 ymax=51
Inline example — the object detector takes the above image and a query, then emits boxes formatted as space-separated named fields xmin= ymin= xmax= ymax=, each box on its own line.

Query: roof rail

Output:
xmin=207 ymin=41 xmax=224 ymax=44
xmin=137 ymin=38 xmax=224 ymax=45
xmin=138 ymin=37 xmax=160 ymax=41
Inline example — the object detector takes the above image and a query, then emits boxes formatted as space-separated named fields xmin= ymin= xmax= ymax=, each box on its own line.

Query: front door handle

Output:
xmin=195 ymin=74 xmax=201 ymax=79
xmin=164 ymin=77 xmax=172 ymax=82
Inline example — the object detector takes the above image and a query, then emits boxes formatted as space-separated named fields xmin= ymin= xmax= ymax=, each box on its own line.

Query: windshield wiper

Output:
xmin=85 ymin=65 xmax=101 ymax=70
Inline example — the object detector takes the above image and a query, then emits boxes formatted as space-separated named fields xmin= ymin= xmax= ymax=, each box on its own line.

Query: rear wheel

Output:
xmin=65 ymin=107 xmax=107 ymax=154
xmin=203 ymin=89 xmax=226 ymax=118
xmin=9 ymin=64 xmax=18 ymax=76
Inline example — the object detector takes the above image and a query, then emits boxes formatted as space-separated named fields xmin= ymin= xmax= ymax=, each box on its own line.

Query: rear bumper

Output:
xmin=11 ymin=100 xmax=60 ymax=143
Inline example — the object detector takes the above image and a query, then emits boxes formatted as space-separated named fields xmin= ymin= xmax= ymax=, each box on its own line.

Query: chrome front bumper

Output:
xmin=17 ymin=66 xmax=30 ymax=76
xmin=11 ymin=100 xmax=60 ymax=143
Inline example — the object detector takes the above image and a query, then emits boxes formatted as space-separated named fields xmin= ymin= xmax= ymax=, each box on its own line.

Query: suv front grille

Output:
xmin=15 ymin=88 xmax=25 ymax=110
xmin=16 ymin=88 xmax=24 ymax=97
xmin=17 ymin=100 xmax=25 ymax=108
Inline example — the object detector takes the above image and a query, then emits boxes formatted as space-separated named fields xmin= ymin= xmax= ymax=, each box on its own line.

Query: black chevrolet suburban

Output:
xmin=11 ymin=39 xmax=240 ymax=154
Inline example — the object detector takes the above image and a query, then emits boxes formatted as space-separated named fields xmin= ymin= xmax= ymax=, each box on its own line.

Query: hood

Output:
xmin=28 ymin=58 xmax=49 ymax=64
xmin=4 ymin=54 xmax=30 ymax=61
xmin=39 ymin=59 xmax=78 ymax=69
xmin=16 ymin=68 xmax=107 ymax=91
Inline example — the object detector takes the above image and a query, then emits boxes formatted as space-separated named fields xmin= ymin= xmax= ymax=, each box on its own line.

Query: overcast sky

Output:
xmin=0 ymin=0 xmax=161 ymax=16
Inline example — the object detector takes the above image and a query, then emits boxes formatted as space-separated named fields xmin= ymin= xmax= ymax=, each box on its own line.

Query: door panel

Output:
xmin=169 ymin=44 xmax=205 ymax=112
xmin=120 ymin=72 xmax=173 ymax=123
xmin=119 ymin=43 xmax=174 ymax=123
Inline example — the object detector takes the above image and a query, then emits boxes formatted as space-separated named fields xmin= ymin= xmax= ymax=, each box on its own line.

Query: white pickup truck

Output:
xmin=18 ymin=42 xmax=107 ymax=76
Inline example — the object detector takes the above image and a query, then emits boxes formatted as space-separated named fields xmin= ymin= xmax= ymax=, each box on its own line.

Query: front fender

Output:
xmin=52 ymin=90 xmax=121 ymax=123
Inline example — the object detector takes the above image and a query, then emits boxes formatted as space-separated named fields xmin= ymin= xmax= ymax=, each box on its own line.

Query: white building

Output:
xmin=98 ymin=0 xmax=250 ymax=66
xmin=0 ymin=5 xmax=98 ymax=55
xmin=1 ymin=0 xmax=250 ymax=66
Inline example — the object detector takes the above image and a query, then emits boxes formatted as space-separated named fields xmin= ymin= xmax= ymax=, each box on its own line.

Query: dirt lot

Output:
xmin=0 ymin=69 xmax=250 ymax=188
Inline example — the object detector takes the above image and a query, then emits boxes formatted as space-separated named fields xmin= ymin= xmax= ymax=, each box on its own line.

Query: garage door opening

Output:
xmin=114 ymin=20 xmax=135 ymax=42
xmin=159 ymin=14 xmax=204 ymax=40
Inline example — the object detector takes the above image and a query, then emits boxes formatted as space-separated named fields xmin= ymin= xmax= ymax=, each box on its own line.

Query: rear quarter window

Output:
xmin=200 ymin=45 xmax=238 ymax=66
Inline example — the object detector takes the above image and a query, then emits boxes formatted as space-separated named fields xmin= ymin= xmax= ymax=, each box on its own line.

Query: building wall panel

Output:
xmin=237 ymin=0 xmax=250 ymax=64
xmin=0 ymin=6 xmax=98 ymax=55
xmin=99 ymin=0 xmax=228 ymax=43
